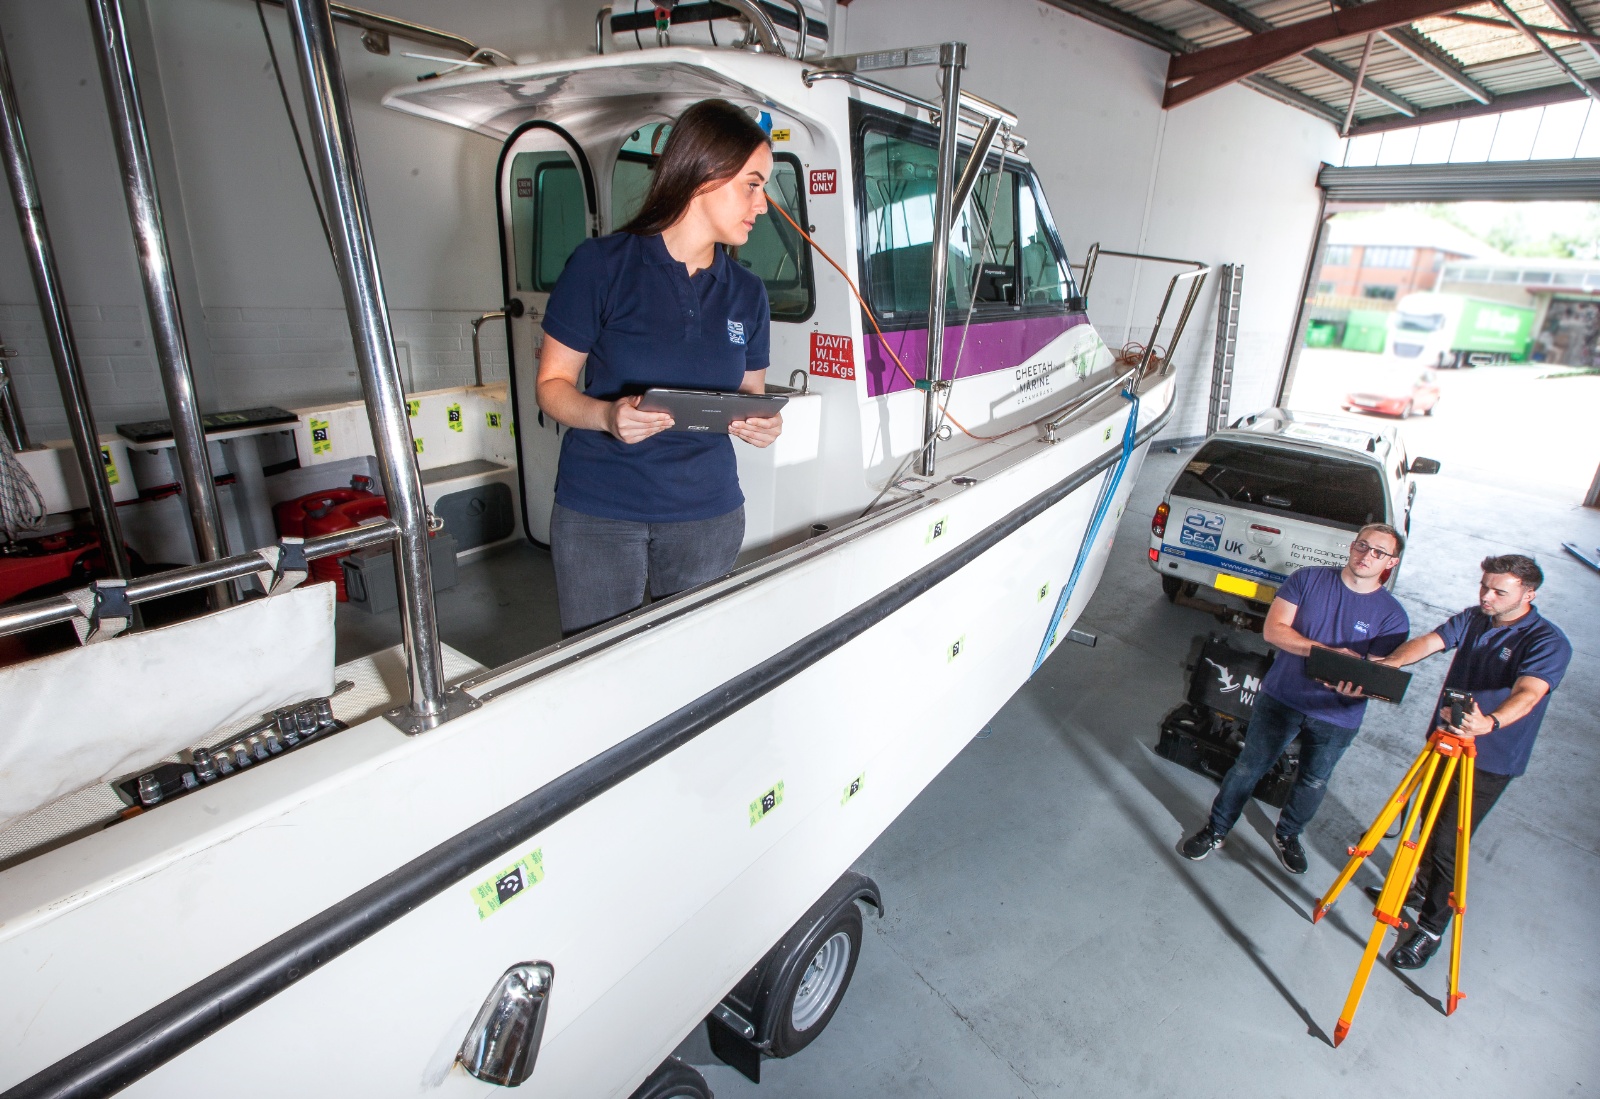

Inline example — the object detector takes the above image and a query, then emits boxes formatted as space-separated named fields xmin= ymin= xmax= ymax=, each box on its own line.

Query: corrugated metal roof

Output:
xmin=1067 ymin=0 xmax=1600 ymax=132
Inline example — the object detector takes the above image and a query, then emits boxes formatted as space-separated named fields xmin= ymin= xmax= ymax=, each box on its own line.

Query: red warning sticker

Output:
xmin=809 ymin=169 xmax=837 ymax=195
xmin=810 ymin=332 xmax=855 ymax=380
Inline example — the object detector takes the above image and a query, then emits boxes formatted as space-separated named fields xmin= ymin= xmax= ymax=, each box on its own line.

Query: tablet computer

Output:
xmin=637 ymin=388 xmax=788 ymax=434
xmin=1305 ymin=647 xmax=1412 ymax=703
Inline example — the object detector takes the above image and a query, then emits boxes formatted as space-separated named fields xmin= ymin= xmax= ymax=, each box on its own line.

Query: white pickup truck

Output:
xmin=1148 ymin=409 xmax=1440 ymax=606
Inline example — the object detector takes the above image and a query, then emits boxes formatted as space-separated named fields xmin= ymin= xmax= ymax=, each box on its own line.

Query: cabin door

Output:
xmin=497 ymin=122 xmax=597 ymax=544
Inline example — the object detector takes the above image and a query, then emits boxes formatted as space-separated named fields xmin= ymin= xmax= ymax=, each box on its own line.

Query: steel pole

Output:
xmin=919 ymin=42 xmax=964 ymax=478
xmin=86 ymin=0 xmax=231 ymax=607
xmin=0 ymin=26 xmax=135 ymax=587
xmin=283 ymin=0 xmax=446 ymax=725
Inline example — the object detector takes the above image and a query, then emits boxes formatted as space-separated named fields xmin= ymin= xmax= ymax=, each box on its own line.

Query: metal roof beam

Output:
xmin=1491 ymin=0 xmax=1600 ymax=102
xmin=1165 ymin=0 xmax=1472 ymax=108
xmin=1378 ymin=25 xmax=1494 ymax=103
xmin=1184 ymin=0 xmax=1420 ymax=115
xmin=1347 ymin=81 xmax=1588 ymax=133
xmin=1037 ymin=0 xmax=1189 ymax=53
xmin=1244 ymin=74 xmax=1348 ymax=124
xmin=1540 ymin=0 xmax=1600 ymax=66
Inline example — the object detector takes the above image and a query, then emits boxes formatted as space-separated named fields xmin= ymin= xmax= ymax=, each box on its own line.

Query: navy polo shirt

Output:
xmin=1262 ymin=565 xmax=1410 ymax=728
xmin=1432 ymin=605 xmax=1572 ymax=776
xmin=541 ymin=232 xmax=771 ymax=523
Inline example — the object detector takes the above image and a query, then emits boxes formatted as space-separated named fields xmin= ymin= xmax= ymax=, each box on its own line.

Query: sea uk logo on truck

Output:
xmin=1179 ymin=507 xmax=1224 ymax=551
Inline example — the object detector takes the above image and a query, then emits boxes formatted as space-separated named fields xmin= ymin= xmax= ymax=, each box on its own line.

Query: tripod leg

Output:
xmin=1447 ymin=757 xmax=1474 ymax=1015
xmin=1334 ymin=920 xmax=1389 ymax=1046
xmin=1314 ymin=742 xmax=1433 ymax=923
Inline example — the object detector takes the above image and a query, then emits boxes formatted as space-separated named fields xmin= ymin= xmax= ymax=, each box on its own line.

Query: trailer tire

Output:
xmin=629 ymin=1057 xmax=711 ymax=1099
xmin=766 ymin=901 xmax=862 ymax=1058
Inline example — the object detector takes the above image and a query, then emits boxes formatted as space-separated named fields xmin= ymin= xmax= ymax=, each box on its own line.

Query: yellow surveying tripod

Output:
xmin=1312 ymin=725 xmax=1477 ymax=1046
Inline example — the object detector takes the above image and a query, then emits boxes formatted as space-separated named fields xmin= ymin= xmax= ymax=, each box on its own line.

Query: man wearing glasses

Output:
xmin=1371 ymin=554 xmax=1570 ymax=970
xmin=1181 ymin=523 xmax=1409 ymax=874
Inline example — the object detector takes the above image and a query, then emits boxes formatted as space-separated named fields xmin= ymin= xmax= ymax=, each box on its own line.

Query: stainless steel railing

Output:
xmin=0 ymin=521 xmax=398 ymax=639
xmin=1077 ymin=244 xmax=1212 ymax=380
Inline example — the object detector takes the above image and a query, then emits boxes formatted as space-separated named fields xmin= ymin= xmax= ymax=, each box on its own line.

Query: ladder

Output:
xmin=1208 ymin=264 xmax=1243 ymax=433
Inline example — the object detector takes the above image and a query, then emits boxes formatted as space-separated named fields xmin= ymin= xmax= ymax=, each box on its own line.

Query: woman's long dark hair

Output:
xmin=619 ymin=99 xmax=771 ymax=236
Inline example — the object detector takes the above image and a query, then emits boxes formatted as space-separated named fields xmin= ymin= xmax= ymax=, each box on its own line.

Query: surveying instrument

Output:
xmin=1312 ymin=689 xmax=1479 ymax=1046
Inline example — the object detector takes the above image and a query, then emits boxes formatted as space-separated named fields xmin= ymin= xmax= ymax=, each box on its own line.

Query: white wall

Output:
xmin=0 ymin=0 xmax=1336 ymax=446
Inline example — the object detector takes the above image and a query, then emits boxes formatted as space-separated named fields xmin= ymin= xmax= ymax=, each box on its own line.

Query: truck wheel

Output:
xmin=1162 ymin=575 xmax=1183 ymax=602
xmin=628 ymin=1058 xmax=711 ymax=1099
xmin=1400 ymin=401 xmax=1413 ymax=419
xmin=767 ymin=902 xmax=862 ymax=1057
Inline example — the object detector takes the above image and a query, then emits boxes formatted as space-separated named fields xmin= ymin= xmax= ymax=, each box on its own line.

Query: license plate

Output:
xmin=1214 ymin=573 xmax=1276 ymax=602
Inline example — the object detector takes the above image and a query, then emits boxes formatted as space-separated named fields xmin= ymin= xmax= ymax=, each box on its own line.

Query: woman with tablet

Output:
xmin=536 ymin=99 xmax=784 ymax=634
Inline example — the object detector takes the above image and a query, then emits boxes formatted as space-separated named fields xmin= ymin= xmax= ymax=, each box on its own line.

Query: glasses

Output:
xmin=1350 ymin=539 xmax=1399 ymax=562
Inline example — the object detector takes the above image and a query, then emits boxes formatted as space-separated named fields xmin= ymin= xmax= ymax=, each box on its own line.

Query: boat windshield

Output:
xmin=1172 ymin=440 xmax=1386 ymax=529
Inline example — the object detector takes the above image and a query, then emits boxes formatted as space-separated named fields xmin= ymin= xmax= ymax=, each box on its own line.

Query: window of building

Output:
xmin=1362 ymin=285 xmax=1398 ymax=300
xmin=1324 ymin=245 xmax=1353 ymax=266
xmin=1363 ymin=246 xmax=1415 ymax=269
xmin=1316 ymin=281 xmax=1336 ymax=294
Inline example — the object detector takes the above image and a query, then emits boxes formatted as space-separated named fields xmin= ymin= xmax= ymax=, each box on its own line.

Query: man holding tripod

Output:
xmin=1372 ymin=554 xmax=1572 ymax=969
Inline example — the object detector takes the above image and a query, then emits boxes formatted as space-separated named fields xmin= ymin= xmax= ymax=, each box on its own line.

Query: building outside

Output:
xmin=1441 ymin=258 xmax=1600 ymax=367
xmin=1305 ymin=208 xmax=1499 ymax=352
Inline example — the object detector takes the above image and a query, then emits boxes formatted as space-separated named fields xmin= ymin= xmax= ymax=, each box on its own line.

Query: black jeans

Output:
xmin=550 ymin=502 xmax=745 ymax=634
xmin=1414 ymin=766 xmax=1513 ymax=936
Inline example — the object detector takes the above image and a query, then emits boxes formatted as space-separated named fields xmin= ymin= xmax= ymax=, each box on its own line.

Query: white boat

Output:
xmin=0 ymin=4 xmax=1207 ymax=1096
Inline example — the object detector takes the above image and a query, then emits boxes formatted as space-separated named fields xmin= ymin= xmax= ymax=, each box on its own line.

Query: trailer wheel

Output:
xmin=628 ymin=1057 xmax=711 ymax=1099
xmin=767 ymin=901 xmax=861 ymax=1057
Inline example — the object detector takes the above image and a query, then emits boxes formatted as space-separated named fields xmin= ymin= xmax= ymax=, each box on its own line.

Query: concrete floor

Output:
xmin=334 ymin=410 xmax=1600 ymax=1097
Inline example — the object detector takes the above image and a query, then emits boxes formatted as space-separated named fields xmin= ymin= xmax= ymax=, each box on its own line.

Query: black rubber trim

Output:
xmin=494 ymin=120 xmax=597 ymax=548
xmin=3 ymin=398 xmax=1169 ymax=1099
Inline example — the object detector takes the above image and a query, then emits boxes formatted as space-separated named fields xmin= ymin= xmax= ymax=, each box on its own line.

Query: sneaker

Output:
xmin=1389 ymin=928 xmax=1442 ymax=970
xmin=1273 ymin=833 xmax=1308 ymax=875
xmin=1180 ymin=824 xmax=1226 ymax=860
xmin=1363 ymin=883 xmax=1425 ymax=910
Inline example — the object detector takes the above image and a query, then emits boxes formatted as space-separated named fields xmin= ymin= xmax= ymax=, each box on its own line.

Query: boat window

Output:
xmin=1171 ymin=440 xmax=1387 ymax=530
xmin=510 ymin=150 xmax=587 ymax=293
xmin=1018 ymin=178 xmax=1072 ymax=305
xmin=611 ymin=138 xmax=815 ymax=321
xmin=860 ymin=128 xmax=1039 ymax=319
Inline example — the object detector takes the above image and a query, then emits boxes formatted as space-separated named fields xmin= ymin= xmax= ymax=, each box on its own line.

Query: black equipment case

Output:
xmin=1156 ymin=635 xmax=1299 ymax=808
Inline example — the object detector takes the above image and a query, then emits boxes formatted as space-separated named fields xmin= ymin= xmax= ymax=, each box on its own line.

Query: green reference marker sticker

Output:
xmin=749 ymin=781 xmax=784 ymax=827
xmin=948 ymin=634 xmax=965 ymax=662
xmin=470 ymin=848 xmax=544 ymax=920
xmin=407 ymin=399 xmax=421 ymax=417
xmin=486 ymin=411 xmax=503 ymax=429
xmin=1037 ymin=582 xmax=1050 ymax=602
xmin=841 ymin=773 xmax=865 ymax=806
xmin=447 ymin=402 xmax=464 ymax=432
xmin=99 ymin=445 xmax=119 ymax=487
xmin=413 ymin=437 xmax=425 ymax=455
xmin=309 ymin=417 xmax=331 ymax=456
xmin=926 ymin=515 xmax=949 ymax=544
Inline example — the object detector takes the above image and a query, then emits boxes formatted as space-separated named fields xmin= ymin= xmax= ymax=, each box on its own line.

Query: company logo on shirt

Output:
xmin=727 ymin=319 xmax=746 ymax=345
xmin=1354 ymin=620 xmax=1370 ymax=634
xmin=1499 ymin=646 xmax=1512 ymax=660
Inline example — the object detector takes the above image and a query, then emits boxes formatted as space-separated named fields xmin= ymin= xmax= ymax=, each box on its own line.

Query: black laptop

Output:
xmin=1306 ymin=648 xmax=1412 ymax=703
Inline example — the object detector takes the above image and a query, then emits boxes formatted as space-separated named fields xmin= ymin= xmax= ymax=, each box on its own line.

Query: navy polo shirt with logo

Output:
xmin=1432 ymin=605 xmax=1572 ymax=776
xmin=540 ymin=232 xmax=771 ymax=523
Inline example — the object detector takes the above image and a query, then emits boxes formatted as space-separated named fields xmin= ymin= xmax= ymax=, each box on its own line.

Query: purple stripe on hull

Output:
xmin=863 ymin=313 xmax=1090 ymax=398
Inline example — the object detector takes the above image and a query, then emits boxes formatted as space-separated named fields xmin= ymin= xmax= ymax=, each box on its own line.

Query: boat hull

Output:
xmin=0 ymin=374 xmax=1172 ymax=1098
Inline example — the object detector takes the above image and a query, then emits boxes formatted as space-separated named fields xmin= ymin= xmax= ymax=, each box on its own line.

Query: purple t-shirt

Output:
xmin=1261 ymin=566 xmax=1410 ymax=728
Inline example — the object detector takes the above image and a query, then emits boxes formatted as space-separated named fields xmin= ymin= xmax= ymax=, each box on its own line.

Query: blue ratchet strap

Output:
xmin=1031 ymin=388 xmax=1140 ymax=675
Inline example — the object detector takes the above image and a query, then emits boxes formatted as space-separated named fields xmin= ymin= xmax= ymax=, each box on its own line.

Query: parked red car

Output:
xmin=1342 ymin=366 xmax=1441 ymax=418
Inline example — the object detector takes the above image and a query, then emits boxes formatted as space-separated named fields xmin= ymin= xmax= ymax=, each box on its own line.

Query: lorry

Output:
xmin=1386 ymin=291 xmax=1535 ymax=368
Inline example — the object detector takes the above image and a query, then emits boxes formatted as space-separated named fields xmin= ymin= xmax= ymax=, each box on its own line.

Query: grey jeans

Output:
xmin=550 ymin=502 xmax=745 ymax=634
